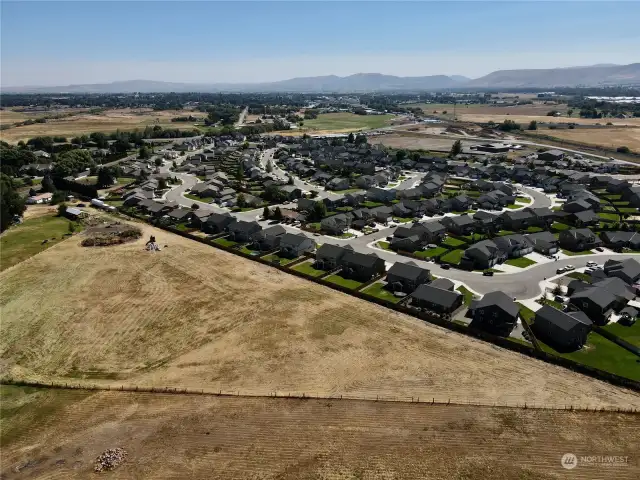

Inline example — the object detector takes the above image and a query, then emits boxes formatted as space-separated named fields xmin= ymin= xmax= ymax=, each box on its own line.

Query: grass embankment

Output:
xmin=0 ymin=215 xmax=78 ymax=271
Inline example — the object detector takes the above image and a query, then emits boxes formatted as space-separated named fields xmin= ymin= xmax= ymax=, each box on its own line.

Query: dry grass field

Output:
xmin=529 ymin=127 xmax=640 ymax=152
xmin=1 ymin=386 xmax=639 ymax=479
xmin=0 ymin=108 xmax=203 ymax=143
xmin=1 ymin=221 xmax=639 ymax=409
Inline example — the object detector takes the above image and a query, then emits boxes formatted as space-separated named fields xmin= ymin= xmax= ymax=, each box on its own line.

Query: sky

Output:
xmin=1 ymin=1 xmax=639 ymax=86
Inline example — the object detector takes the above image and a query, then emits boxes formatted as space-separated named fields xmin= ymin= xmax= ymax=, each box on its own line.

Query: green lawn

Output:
xmin=516 ymin=196 xmax=531 ymax=203
xmin=336 ymin=206 xmax=354 ymax=212
xmin=440 ymin=249 xmax=464 ymax=265
xmin=618 ymin=207 xmax=639 ymax=214
xmin=460 ymin=233 xmax=487 ymax=242
xmin=602 ymin=321 xmax=640 ymax=347
xmin=0 ymin=215 xmax=78 ymax=271
xmin=518 ymin=304 xmax=639 ymax=381
xmin=602 ymin=206 xmax=617 ymax=212
xmin=306 ymin=222 xmax=322 ymax=231
xmin=565 ymin=271 xmax=592 ymax=282
xmin=505 ymin=204 xmax=520 ymax=209
xmin=105 ymin=200 xmax=124 ymax=207
xmin=212 ymin=237 xmax=238 ymax=247
xmin=598 ymin=212 xmax=620 ymax=221
xmin=262 ymin=253 xmax=299 ymax=265
xmin=362 ymin=282 xmax=402 ymax=303
xmin=456 ymin=286 xmax=475 ymax=307
xmin=505 ymin=257 xmax=537 ymax=268
xmin=238 ymin=245 xmax=262 ymax=256
xmin=525 ymin=226 xmax=544 ymax=233
xmin=335 ymin=188 xmax=364 ymax=194
xmin=392 ymin=217 xmax=414 ymax=223
xmin=551 ymin=222 xmax=571 ymax=231
xmin=303 ymin=113 xmax=395 ymax=132
xmin=116 ymin=177 xmax=136 ymax=185
xmin=377 ymin=241 xmax=391 ymax=250
xmin=561 ymin=249 xmax=593 ymax=256
xmin=442 ymin=237 xmax=466 ymax=248
xmin=413 ymin=246 xmax=448 ymax=259
xmin=496 ymin=230 xmax=516 ymax=236
xmin=291 ymin=260 xmax=327 ymax=278
xmin=361 ymin=201 xmax=384 ymax=208
xmin=184 ymin=193 xmax=214 ymax=203
xmin=330 ymin=232 xmax=355 ymax=239
xmin=324 ymin=274 xmax=363 ymax=290
xmin=602 ymin=194 xmax=622 ymax=201
xmin=613 ymin=201 xmax=630 ymax=206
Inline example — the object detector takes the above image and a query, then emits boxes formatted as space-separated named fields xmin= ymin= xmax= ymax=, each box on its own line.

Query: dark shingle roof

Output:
xmin=411 ymin=284 xmax=461 ymax=308
xmin=472 ymin=291 xmax=519 ymax=318
xmin=430 ymin=278 xmax=454 ymax=291
xmin=387 ymin=261 xmax=430 ymax=281
xmin=342 ymin=251 xmax=382 ymax=268
xmin=535 ymin=305 xmax=593 ymax=332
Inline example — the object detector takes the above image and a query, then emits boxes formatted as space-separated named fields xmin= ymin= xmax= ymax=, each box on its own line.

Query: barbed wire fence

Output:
xmin=2 ymin=378 xmax=638 ymax=414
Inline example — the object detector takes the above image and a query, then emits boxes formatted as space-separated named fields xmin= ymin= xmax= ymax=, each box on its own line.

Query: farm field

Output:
xmin=374 ymin=132 xmax=463 ymax=151
xmin=0 ymin=108 xmax=203 ymax=143
xmin=529 ymin=127 xmax=640 ymax=152
xmin=2 ymin=386 xmax=639 ymax=479
xmin=302 ymin=112 xmax=395 ymax=133
xmin=1 ymin=222 xmax=640 ymax=408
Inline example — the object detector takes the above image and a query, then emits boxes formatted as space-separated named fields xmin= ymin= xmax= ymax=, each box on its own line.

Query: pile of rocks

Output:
xmin=94 ymin=448 xmax=127 ymax=472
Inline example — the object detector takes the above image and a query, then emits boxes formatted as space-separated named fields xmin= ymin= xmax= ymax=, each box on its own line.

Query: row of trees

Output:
xmin=0 ymin=174 xmax=26 ymax=232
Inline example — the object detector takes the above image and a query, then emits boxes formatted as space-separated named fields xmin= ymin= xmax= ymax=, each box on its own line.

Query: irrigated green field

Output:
xmin=303 ymin=113 xmax=395 ymax=132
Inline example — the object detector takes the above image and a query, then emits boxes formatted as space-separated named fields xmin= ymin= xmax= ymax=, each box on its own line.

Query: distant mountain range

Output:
xmin=4 ymin=63 xmax=639 ymax=93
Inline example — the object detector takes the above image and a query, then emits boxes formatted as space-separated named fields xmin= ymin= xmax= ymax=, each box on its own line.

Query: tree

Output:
xmin=191 ymin=203 xmax=199 ymax=210
xmin=617 ymin=146 xmax=631 ymax=153
xmin=51 ymin=190 xmax=67 ymax=205
xmin=395 ymin=150 xmax=407 ymax=161
xmin=139 ymin=146 xmax=151 ymax=159
xmin=266 ymin=161 xmax=273 ymax=173
xmin=309 ymin=190 xmax=319 ymax=198
xmin=41 ymin=174 xmax=56 ymax=193
xmin=158 ymin=178 xmax=168 ymax=190
xmin=96 ymin=167 xmax=115 ymax=188
xmin=355 ymin=134 xmax=367 ymax=145
xmin=528 ymin=120 xmax=538 ymax=130
xmin=450 ymin=140 xmax=462 ymax=157
xmin=235 ymin=164 xmax=244 ymax=183
xmin=263 ymin=206 xmax=271 ymax=219
xmin=57 ymin=202 xmax=67 ymax=217
xmin=172 ymin=161 xmax=177 ymax=170
xmin=287 ymin=176 xmax=294 ymax=185
xmin=567 ymin=109 xmax=574 ymax=117
xmin=29 ymin=187 xmax=37 ymax=197
xmin=273 ymin=206 xmax=283 ymax=220
xmin=347 ymin=132 xmax=355 ymax=143
xmin=237 ymin=193 xmax=246 ymax=207
xmin=0 ymin=174 xmax=27 ymax=232
xmin=311 ymin=201 xmax=327 ymax=221
xmin=154 ymin=158 xmax=163 ymax=167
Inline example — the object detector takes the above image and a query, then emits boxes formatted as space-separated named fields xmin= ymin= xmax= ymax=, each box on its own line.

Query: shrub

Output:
xmin=617 ymin=146 xmax=631 ymax=154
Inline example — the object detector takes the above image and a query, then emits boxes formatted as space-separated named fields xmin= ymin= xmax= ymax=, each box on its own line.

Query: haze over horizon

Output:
xmin=2 ymin=1 xmax=640 ymax=87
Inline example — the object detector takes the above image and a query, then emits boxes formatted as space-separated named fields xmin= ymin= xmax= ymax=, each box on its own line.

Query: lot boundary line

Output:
xmin=2 ymin=378 xmax=638 ymax=414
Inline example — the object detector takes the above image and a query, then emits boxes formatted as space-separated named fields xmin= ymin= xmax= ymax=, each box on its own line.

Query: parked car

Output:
xmin=483 ymin=271 xmax=494 ymax=276
xmin=77 ymin=203 xmax=86 ymax=207
xmin=441 ymin=264 xmax=451 ymax=270
xmin=595 ymin=247 xmax=604 ymax=252
xmin=586 ymin=261 xmax=598 ymax=267
xmin=427 ymin=244 xmax=438 ymax=249
xmin=556 ymin=267 xmax=566 ymax=274
xmin=554 ymin=295 xmax=566 ymax=303
xmin=565 ymin=265 xmax=575 ymax=271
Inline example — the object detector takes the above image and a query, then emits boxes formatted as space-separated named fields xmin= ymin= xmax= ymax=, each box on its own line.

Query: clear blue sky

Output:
xmin=2 ymin=1 xmax=639 ymax=85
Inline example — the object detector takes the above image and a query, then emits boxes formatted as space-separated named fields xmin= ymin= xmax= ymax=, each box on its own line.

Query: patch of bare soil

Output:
xmin=81 ymin=220 xmax=142 ymax=247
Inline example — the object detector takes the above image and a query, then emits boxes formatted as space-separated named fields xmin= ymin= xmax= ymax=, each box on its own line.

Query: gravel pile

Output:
xmin=94 ymin=448 xmax=128 ymax=472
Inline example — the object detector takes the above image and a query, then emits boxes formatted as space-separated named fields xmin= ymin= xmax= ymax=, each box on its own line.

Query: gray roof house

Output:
xmin=462 ymin=240 xmax=507 ymax=270
xmin=227 ymin=221 xmax=262 ymax=242
xmin=278 ymin=233 xmax=315 ymax=258
xmin=492 ymin=234 xmax=533 ymax=258
xmin=525 ymin=231 xmax=559 ymax=254
xmin=604 ymin=258 xmax=640 ymax=285
xmin=252 ymin=225 xmax=286 ymax=251
xmin=469 ymin=291 xmax=520 ymax=335
xmin=315 ymin=243 xmax=353 ymax=270
xmin=321 ymin=213 xmax=352 ymax=234
xmin=410 ymin=283 xmax=463 ymax=315
xmin=385 ymin=261 xmax=431 ymax=293
xmin=339 ymin=251 xmax=386 ymax=282
xmin=558 ymin=228 xmax=602 ymax=252
xmin=569 ymin=287 xmax=617 ymax=325
xmin=533 ymin=305 xmax=592 ymax=350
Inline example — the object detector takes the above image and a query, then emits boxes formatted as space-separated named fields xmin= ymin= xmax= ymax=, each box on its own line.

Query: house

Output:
xmin=600 ymin=231 xmax=640 ymax=250
xmin=537 ymin=149 xmax=564 ymax=162
xmin=567 ymin=210 xmax=599 ymax=227
xmin=366 ymin=187 xmax=396 ymax=203
xmin=343 ymin=192 xmax=365 ymax=206
xmin=278 ymin=185 xmax=303 ymax=199
xmin=603 ymin=258 xmax=640 ymax=285
xmin=227 ymin=221 xmax=262 ymax=242
xmin=469 ymin=291 xmax=519 ymax=335
xmin=410 ymin=283 xmax=463 ymax=315
xmin=525 ymin=231 xmax=559 ymax=254
xmin=450 ymin=194 xmax=473 ymax=212
xmin=339 ymin=251 xmax=386 ymax=282
xmin=524 ymin=207 xmax=556 ymax=228
xmin=278 ymin=233 xmax=315 ymax=258
xmin=392 ymin=202 xmax=412 ymax=218
xmin=569 ymin=287 xmax=617 ymax=325
xmin=252 ymin=225 xmax=286 ymax=251
xmin=202 ymin=212 xmax=236 ymax=234
xmin=64 ymin=207 xmax=86 ymax=220
xmin=371 ymin=206 xmax=393 ymax=224
xmin=355 ymin=175 xmax=378 ymax=189
xmin=492 ymin=234 xmax=533 ymax=258
xmin=385 ymin=261 xmax=431 ymax=293
xmin=396 ymin=187 xmax=424 ymax=200
xmin=321 ymin=213 xmax=352 ymax=234
xmin=473 ymin=211 xmax=501 ymax=232
xmin=441 ymin=215 xmax=475 ymax=236
xmin=533 ymin=305 xmax=592 ymax=350
xmin=297 ymin=198 xmax=317 ymax=212
xmin=315 ymin=244 xmax=353 ymax=270
xmin=26 ymin=192 xmax=53 ymax=204
xmin=166 ymin=207 xmax=193 ymax=224
xmin=189 ymin=209 xmax=211 ymax=228
xmin=462 ymin=240 xmax=507 ymax=270
xmin=500 ymin=210 xmax=535 ymax=231
xmin=592 ymin=277 xmax=635 ymax=309
xmin=558 ymin=228 xmax=602 ymax=252
xmin=326 ymin=177 xmax=350 ymax=191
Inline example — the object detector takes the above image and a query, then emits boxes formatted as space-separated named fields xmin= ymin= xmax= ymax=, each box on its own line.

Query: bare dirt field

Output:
xmin=1 ymin=221 xmax=639 ymax=409
xmin=0 ymin=108 xmax=203 ymax=143
xmin=374 ymin=133 xmax=461 ymax=151
xmin=2 ymin=386 xmax=639 ymax=480
xmin=529 ymin=127 xmax=640 ymax=152
xmin=406 ymin=102 xmax=570 ymax=117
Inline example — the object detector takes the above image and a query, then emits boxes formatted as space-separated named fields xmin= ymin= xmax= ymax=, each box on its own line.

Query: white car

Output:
xmin=586 ymin=261 xmax=598 ymax=267
xmin=565 ymin=265 xmax=575 ymax=271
